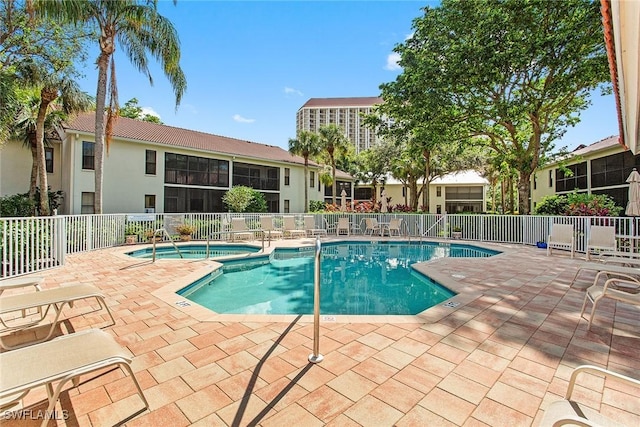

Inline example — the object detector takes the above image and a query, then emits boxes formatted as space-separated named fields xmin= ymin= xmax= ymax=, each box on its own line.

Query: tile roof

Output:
xmin=64 ymin=113 xmax=312 ymax=167
xmin=570 ymin=135 xmax=620 ymax=156
xmin=299 ymin=97 xmax=383 ymax=109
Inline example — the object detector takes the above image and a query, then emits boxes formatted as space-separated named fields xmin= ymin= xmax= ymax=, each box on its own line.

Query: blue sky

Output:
xmin=76 ymin=0 xmax=619 ymax=152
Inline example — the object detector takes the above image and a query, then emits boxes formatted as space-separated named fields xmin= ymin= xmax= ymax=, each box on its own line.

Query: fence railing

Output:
xmin=1 ymin=213 xmax=638 ymax=278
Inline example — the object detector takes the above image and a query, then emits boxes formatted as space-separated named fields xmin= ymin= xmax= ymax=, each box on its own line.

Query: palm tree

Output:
xmin=318 ymin=124 xmax=350 ymax=205
xmin=36 ymin=0 xmax=187 ymax=213
xmin=288 ymin=131 xmax=320 ymax=212
xmin=14 ymin=62 xmax=94 ymax=215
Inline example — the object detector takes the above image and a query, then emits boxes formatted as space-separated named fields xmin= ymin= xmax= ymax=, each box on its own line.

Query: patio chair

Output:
xmin=336 ymin=217 xmax=350 ymax=236
xmin=230 ymin=218 xmax=255 ymax=241
xmin=0 ymin=283 xmax=115 ymax=350
xmin=364 ymin=218 xmax=381 ymax=236
xmin=580 ymin=276 xmax=640 ymax=329
xmin=0 ymin=329 xmax=149 ymax=425
xmin=569 ymin=262 xmax=640 ymax=287
xmin=586 ymin=225 xmax=617 ymax=260
xmin=282 ymin=216 xmax=306 ymax=239
xmin=0 ymin=276 xmax=44 ymax=317
xmin=303 ymin=215 xmax=327 ymax=237
xmin=540 ymin=365 xmax=640 ymax=427
xmin=546 ymin=223 xmax=575 ymax=258
xmin=383 ymin=218 xmax=403 ymax=236
xmin=260 ymin=216 xmax=283 ymax=241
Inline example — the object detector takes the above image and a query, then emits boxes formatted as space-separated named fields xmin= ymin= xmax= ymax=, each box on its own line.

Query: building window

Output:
xmin=591 ymin=151 xmax=639 ymax=188
xmin=354 ymin=187 xmax=373 ymax=200
xmin=233 ymin=162 xmax=279 ymax=190
xmin=533 ymin=175 xmax=537 ymax=190
xmin=165 ymin=153 xmax=229 ymax=187
xmin=436 ymin=205 xmax=442 ymax=214
xmin=556 ymin=162 xmax=587 ymax=192
xmin=436 ymin=186 xmax=442 ymax=197
xmin=45 ymin=147 xmax=54 ymax=173
xmin=284 ymin=168 xmax=290 ymax=186
xmin=164 ymin=187 xmax=226 ymax=213
xmin=284 ymin=199 xmax=290 ymax=213
xmin=82 ymin=141 xmax=95 ymax=170
xmin=145 ymin=150 xmax=156 ymax=175
xmin=309 ymin=171 xmax=315 ymax=188
xmin=548 ymin=170 xmax=553 ymax=187
xmin=402 ymin=187 xmax=406 ymax=197
xmin=145 ymin=195 xmax=156 ymax=213
xmin=81 ymin=192 xmax=94 ymax=214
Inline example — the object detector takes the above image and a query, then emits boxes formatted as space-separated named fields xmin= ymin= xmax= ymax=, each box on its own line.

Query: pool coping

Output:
xmin=114 ymin=236 xmax=515 ymax=324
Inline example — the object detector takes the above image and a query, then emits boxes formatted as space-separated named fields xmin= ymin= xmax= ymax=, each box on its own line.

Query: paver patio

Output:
xmin=1 ymin=237 xmax=639 ymax=426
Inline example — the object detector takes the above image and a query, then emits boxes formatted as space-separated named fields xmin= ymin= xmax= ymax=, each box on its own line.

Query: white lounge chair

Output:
xmin=586 ymin=225 xmax=617 ymax=260
xmin=230 ymin=218 xmax=254 ymax=241
xmin=540 ymin=365 xmax=640 ymax=427
xmin=364 ymin=218 xmax=381 ymax=236
xmin=0 ymin=329 xmax=149 ymax=426
xmin=336 ymin=217 xmax=350 ymax=236
xmin=282 ymin=216 xmax=306 ymax=238
xmin=0 ymin=283 xmax=115 ymax=350
xmin=580 ymin=276 xmax=640 ymax=329
xmin=260 ymin=216 xmax=283 ymax=241
xmin=303 ymin=215 xmax=327 ymax=237
xmin=569 ymin=262 xmax=640 ymax=287
xmin=546 ymin=223 xmax=575 ymax=258
xmin=383 ymin=218 xmax=403 ymax=236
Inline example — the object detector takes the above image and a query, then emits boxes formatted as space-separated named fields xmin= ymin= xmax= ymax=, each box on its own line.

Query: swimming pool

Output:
xmin=178 ymin=241 xmax=499 ymax=315
xmin=126 ymin=244 xmax=260 ymax=259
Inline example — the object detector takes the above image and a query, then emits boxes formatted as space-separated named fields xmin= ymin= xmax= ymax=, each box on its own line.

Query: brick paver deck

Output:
xmin=1 ymin=237 xmax=639 ymax=426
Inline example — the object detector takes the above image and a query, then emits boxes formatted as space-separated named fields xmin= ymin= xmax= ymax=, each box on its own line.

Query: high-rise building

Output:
xmin=296 ymin=97 xmax=384 ymax=154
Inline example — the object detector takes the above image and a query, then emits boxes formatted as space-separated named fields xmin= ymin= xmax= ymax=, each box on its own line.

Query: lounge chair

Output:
xmin=304 ymin=215 xmax=327 ymax=237
xmin=586 ymin=225 xmax=617 ymax=260
xmin=0 ymin=283 xmax=115 ymax=350
xmin=364 ymin=218 xmax=381 ymax=236
xmin=230 ymin=218 xmax=255 ymax=241
xmin=546 ymin=223 xmax=575 ymax=258
xmin=0 ymin=329 xmax=149 ymax=426
xmin=540 ymin=365 xmax=640 ymax=427
xmin=0 ymin=276 xmax=45 ymax=317
xmin=282 ymin=216 xmax=306 ymax=238
xmin=336 ymin=217 xmax=350 ymax=236
xmin=569 ymin=262 xmax=640 ymax=287
xmin=580 ymin=276 xmax=640 ymax=329
xmin=383 ymin=218 xmax=403 ymax=236
xmin=260 ymin=216 xmax=283 ymax=241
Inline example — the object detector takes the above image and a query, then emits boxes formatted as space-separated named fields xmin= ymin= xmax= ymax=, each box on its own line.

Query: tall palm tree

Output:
xmin=36 ymin=0 xmax=187 ymax=213
xmin=318 ymin=124 xmax=349 ymax=205
xmin=288 ymin=130 xmax=320 ymax=213
xmin=14 ymin=62 xmax=94 ymax=215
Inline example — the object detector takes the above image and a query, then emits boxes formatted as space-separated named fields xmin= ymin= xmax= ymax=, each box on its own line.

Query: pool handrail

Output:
xmin=152 ymin=229 xmax=184 ymax=262
xmin=309 ymin=236 xmax=323 ymax=364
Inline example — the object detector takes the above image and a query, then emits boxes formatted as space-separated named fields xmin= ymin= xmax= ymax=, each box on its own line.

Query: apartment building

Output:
xmin=0 ymin=113 xmax=335 ymax=215
xmin=296 ymin=97 xmax=384 ymax=154
xmin=531 ymin=135 xmax=640 ymax=212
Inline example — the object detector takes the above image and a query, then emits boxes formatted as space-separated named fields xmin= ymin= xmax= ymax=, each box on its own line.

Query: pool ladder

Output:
xmin=151 ymin=228 xmax=184 ymax=262
xmin=309 ymin=237 xmax=324 ymax=364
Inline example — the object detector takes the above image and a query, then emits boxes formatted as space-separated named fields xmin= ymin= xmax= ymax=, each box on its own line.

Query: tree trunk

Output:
xmin=303 ymin=158 xmax=309 ymax=213
xmin=28 ymin=133 xmax=38 ymax=199
xmin=35 ymin=87 xmax=56 ymax=216
xmin=518 ymin=170 xmax=532 ymax=214
xmin=508 ymin=175 xmax=515 ymax=214
xmin=331 ymin=160 xmax=337 ymax=205
xmin=94 ymin=51 xmax=110 ymax=214
xmin=500 ymin=179 xmax=506 ymax=214
xmin=422 ymin=149 xmax=431 ymax=212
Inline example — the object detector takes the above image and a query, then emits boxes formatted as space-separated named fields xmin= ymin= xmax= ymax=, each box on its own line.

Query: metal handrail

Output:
xmin=152 ymin=228 xmax=184 ymax=262
xmin=423 ymin=213 xmax=448 ymax=238
xmin=308 ymin=236 xmax=323 ymax=364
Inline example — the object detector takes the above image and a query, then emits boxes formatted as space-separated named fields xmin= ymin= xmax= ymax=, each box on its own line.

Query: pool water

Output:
xmin=179 ymin=242 xmax=499 ymax=315
xmin=126 ymin=244 xmax=260 ymax=259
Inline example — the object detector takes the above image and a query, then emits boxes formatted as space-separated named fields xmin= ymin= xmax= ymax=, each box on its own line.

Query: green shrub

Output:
xmin=535 ymin=192 xmax=622 ymax=216
xmin=309 ymin=200 xmax=327 ymax=212
xmin=223 ymin=186 xmax=267 ymax=213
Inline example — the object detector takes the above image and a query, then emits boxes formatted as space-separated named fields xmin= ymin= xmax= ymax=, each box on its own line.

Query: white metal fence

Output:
xmin=1 ymin=212 xmax=638 ymax=278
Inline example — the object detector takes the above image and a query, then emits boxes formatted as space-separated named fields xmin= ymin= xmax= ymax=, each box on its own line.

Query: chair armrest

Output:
xmin=565 ymin=365 xmax=640 ymax=400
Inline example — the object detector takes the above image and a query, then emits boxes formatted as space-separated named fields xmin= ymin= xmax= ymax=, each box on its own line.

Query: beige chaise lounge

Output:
xmin=540 ymin=365 xmax=640 ymax=426
xmin=304 ymin=215 xmax=327 ymax=237
xmin=580 ymin=276 xmax=640 ymax=330
xmin=0 ymin=283 xmax=115 ymax=349
xmin=585 ymin=225 xmax=617 ymax=260
xmin=0 ymin=329 xmax=149 ymax=426
xmin=546 ymin=223 xmax=575 ymax=258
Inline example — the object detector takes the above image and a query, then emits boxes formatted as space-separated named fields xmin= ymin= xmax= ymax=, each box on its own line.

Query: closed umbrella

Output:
xmin=626 ymin=168 xmax=640 ymax=216
xmin=380 ymin=189 xmax=388 ymax=213
xmin=340 ymin=189 xmax=347 ymax=212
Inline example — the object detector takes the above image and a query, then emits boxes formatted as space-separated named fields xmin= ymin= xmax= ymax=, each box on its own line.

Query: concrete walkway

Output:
xmin=1 ymin=238 xmax=639 ymax=426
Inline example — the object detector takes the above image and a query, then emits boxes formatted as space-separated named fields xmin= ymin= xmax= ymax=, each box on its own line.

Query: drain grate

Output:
xmin=442 ymin=301 xmax=460 ymax=308
xmin=175 ymin=300 xmax=191 ymax=307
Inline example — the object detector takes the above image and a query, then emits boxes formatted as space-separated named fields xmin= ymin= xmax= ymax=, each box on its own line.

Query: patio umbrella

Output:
xmin=626 ymin=168 xmax=640 ymax=216
xmin=340 ymin=189 xmax=347 ymax=212
xmin=380 ymin=189 xmax=388 ymax=213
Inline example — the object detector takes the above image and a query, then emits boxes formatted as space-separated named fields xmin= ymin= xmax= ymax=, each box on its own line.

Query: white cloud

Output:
xmin=233 ymin=114 xmax=255 ymax=123
xmin=141 ymin=107 xmax=161 ymax=119
xmin=284 ymin=86 xmax=303 ymax=96
xmin=384 ymin=52 xmax=402 ymax=71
